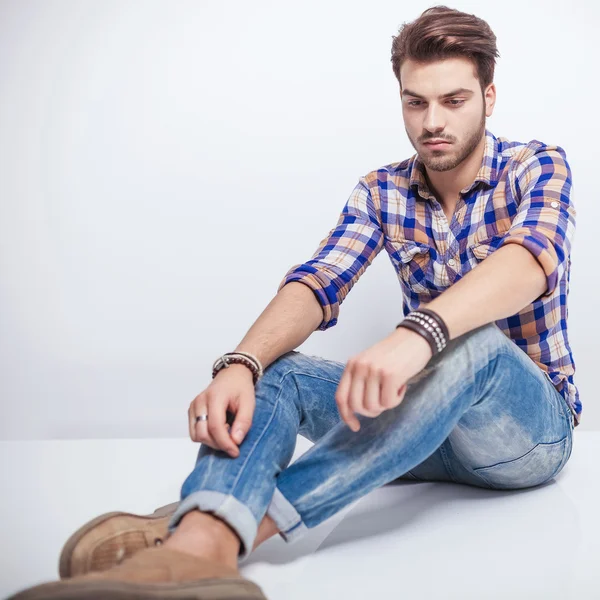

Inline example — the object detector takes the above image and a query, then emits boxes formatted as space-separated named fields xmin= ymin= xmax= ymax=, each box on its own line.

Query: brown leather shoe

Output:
xmin=59 ymin=501 xmax=179 ymax=578
xmin=9 ymin=546 xmax=268 ymax=599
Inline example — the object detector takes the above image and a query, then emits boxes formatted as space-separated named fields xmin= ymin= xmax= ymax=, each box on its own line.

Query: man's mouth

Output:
xmin=423 ymin=140 xmax=452 ymax=150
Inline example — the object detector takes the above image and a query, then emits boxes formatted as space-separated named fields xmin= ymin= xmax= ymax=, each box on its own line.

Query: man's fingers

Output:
xmin=230 ymin=397 xmax=254 ymax=445
xmin=348 ymin=367 xmax=367 ymax=427
xmin=380 ymin=376 xmax=404 ymax=409
xmin=335 ymin=368 xmax=359 ymax=431
xmin=193 ymin=403 xmax=219 ymax=448
xmin=397 ymin=384 xmax=407 ymax=405
xmin=188 ymin=405 xmax=195 ymax=441
xmin=208 ymin=402 xmax=240 ymax=458
xmin=188 ymin=396 xmax=220 ymax=450
xmin=363 ymin=370 xmax=383 ymax=416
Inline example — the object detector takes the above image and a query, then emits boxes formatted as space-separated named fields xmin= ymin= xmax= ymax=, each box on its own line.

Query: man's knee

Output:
xmin=260 ymin=350 xmax=304 ymax=383
xmin=444 ymin=321 xmax=508 ymax=357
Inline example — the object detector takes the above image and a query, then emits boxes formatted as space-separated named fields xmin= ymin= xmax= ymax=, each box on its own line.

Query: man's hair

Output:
xmin=390 ymin=5 xmax=500 ymax=93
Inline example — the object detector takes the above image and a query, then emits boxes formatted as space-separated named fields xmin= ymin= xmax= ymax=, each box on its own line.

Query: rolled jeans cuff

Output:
xmin=167 ymin=491 xmax=257 ymax=563
xmin=266 ymin=486 xmax=308 ymax=544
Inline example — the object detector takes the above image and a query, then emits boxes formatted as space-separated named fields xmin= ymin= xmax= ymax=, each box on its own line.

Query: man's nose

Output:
xmin=423 ymin=105 xmax=445 ymax=132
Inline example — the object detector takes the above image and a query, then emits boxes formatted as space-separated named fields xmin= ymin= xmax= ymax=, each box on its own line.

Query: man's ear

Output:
xmin=485 ymin=83 xmax=496 ymax=117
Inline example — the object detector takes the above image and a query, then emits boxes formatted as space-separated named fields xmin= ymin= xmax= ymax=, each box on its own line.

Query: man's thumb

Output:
xmin=232 ymin=422 xmax=247 ymax=444
xmin=231 ymin=408 xmax=252 ymax=444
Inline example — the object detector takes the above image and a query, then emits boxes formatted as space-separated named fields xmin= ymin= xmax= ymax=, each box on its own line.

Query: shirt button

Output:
xmin=447 ymin=258 xmax=456 ymax=266
xmin=551 ymin=201 xmax=559 ymax=208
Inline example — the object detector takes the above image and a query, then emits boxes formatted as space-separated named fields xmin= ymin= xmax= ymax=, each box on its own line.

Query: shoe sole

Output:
xmin=59 ymin=503 xmax=178 ymax=579
xmin=7 ymin=577 xmax=267 ymax=600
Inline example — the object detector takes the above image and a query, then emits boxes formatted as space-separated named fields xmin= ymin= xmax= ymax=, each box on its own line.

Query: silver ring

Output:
xmin=195 ymin=414 xmax=208 ymax=423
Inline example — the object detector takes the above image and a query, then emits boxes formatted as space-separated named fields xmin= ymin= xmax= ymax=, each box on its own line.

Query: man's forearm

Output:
xmin=233 ymin=281 xmax=324 ymax=370
xmin=421 ymin=244 xmax=548 ymax=341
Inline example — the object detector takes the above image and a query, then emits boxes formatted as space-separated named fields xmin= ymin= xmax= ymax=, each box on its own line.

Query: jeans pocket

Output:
xmin=472 ymin=436 xmax=569 ymax=490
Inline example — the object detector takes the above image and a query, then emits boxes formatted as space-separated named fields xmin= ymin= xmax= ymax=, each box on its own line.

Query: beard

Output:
xmin=407 ymin=108 xmax=486 ymax=173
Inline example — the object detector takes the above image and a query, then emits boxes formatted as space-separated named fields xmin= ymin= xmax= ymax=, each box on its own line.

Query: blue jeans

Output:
xmin=167 ymin=323 xmax=574 ymax=562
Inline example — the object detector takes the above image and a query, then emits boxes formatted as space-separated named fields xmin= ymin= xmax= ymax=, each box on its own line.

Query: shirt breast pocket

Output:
xmin=388 ymin=238 xmax=434 ymax=293
xmin=469 ymin=233 xmax=507 ymax=262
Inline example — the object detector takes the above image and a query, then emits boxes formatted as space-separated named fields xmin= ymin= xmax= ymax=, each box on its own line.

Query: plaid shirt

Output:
xmin=278 ymin=128 xmax=580 ymax=427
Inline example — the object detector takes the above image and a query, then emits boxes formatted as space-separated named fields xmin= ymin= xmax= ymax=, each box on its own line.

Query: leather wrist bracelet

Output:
xmin=396 ymin=308 xmax=449 ymax=356
xmin=414 ymin=307 xmax=450 ymax=344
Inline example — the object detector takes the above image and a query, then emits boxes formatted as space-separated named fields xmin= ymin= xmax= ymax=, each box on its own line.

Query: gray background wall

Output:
xmin=1 ymin=0 xmax=597 ymax=439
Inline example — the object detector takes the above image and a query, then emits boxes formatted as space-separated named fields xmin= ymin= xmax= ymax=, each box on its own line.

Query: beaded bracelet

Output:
xmin=212 ymin=352 xmax=264 ymax=385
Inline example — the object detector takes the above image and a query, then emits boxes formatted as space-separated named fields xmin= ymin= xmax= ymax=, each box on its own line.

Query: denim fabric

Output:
xmin=167 ymin=323 xmax=574 ymax=562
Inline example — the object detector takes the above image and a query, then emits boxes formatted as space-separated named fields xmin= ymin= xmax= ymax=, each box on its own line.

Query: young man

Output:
xmin=10 ymin=5 xmax=579 ymax=600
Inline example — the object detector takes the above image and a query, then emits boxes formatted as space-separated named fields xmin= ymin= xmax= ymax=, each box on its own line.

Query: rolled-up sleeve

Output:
xmin=278 ymin=176 xmax=385 ymax=331
xmin=497 ymin=146 xmax=576 ymax=300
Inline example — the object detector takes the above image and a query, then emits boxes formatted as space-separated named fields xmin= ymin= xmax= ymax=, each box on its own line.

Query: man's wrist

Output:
xmin=393 ymin=325 xmax=434 ymax=360
xmin=214 ymin=362 xmax=255 ymax=381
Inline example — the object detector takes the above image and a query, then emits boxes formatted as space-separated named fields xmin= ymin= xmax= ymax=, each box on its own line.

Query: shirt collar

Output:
xmin=409 ymin=127 xmax=500 ymax=199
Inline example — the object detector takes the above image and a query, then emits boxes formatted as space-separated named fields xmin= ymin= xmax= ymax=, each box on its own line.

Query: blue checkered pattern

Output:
xmin=279 ymin=129 xmax=580 ymax=426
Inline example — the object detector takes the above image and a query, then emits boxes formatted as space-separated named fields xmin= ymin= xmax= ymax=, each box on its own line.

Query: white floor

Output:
xmin=0 ymin=433 xmax=598 ymax=600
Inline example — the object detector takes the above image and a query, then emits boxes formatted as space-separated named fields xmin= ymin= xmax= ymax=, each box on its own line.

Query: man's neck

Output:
xmin=424 ymin=134 xmax=486 ymax=207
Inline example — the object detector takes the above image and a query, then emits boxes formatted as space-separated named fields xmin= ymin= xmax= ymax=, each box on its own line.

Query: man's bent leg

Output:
xmin=265 ymin=323 xmax=574 ymax=545
xmin=167 ymin=350 xmax=358 ymax=562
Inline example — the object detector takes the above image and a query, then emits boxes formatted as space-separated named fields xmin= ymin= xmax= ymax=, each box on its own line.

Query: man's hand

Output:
xmin=188 ymin=364 xmax=256 ymax=458
xmin=335 ymin=327 xmax=434 ymax=432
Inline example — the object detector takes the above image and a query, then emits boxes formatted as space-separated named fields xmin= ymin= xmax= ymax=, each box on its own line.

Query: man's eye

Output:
xmin=406 ymin=99 xmax=465 ymax=107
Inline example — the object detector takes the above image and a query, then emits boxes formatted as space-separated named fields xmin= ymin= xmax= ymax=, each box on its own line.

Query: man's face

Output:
xmin=400 ymin=57 xmax=494 ymax=173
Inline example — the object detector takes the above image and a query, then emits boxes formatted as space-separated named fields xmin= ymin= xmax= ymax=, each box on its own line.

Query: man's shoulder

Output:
xmin=496 ymin=132 xmax=568 ymax=173
xmin=359 ymin=155 xmax=416 ymax=186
